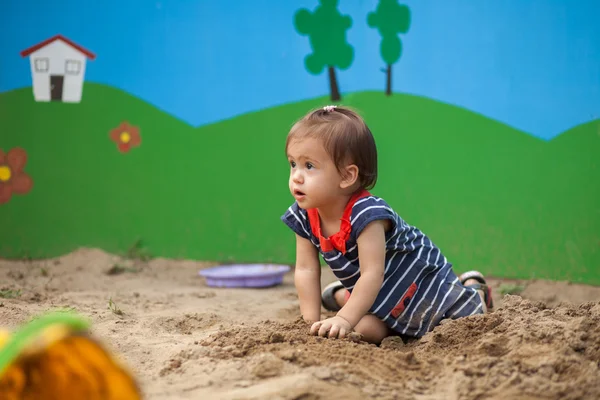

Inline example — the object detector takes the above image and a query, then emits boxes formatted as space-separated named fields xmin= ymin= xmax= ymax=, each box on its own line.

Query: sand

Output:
xmin=1 ymin=248 xmax=599 ymax=399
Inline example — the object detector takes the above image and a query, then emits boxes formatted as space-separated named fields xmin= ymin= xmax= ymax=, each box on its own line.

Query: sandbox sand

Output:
xmin=1 ymin=248 xmax=599 ymax=399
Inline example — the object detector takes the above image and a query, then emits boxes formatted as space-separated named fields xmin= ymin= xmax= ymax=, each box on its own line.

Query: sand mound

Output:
xmin=197 ymin=295 xmax=600 ymax=400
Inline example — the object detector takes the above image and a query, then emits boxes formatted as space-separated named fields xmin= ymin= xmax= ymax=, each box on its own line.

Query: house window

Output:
xmin=65 ymin=60 xmax=81 ymax=75
xmin=34 ymin=58 xmax=49 ymax=72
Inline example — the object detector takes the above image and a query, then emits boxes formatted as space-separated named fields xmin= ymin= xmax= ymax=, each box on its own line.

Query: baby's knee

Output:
xmin=354 ymin=314 xmax=390 ymax=345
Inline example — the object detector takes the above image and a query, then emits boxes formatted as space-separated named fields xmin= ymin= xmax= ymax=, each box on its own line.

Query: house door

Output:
xmin=50 ymin=75 xmax=64 ymax=101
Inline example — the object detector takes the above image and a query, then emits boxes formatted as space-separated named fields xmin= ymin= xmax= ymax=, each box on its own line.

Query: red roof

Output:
xmin=20 ymin=35 xmax=96 ymax=60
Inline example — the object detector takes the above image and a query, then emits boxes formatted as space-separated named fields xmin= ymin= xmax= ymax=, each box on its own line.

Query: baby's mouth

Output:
xmin=294 ymin=189 xmax=305 ymax=196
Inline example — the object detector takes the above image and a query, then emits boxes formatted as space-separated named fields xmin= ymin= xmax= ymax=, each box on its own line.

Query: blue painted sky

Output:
xmin=1 ymin=0 xmax=599 ymax=140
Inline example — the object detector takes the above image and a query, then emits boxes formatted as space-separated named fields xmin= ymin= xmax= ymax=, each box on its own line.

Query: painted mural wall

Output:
xmin=0 ymin=0 xmax=598 ymax=284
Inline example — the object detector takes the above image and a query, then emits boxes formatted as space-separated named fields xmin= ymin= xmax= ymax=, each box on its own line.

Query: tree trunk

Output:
xmin=328 ymin=66 xmax=341 ymax=101
xmin=386 ymin=64 xmax=392 ymax=96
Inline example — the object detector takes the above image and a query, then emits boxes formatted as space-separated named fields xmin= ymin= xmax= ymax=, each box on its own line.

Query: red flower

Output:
xmin=109 ymin=122 xmax=141 ymax=153
xmin=0 ymin=148 xmax=34 ymax=205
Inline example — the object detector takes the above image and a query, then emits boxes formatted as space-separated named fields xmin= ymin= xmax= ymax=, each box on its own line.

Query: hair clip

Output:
xmin=323 ymin=105 xmax=337 ymax=113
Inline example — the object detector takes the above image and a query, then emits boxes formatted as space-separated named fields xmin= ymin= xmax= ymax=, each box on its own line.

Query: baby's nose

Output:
xmin=292 ymin=170 xmax=303 ymax=182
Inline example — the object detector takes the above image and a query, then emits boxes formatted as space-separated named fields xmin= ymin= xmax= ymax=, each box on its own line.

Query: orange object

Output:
xmin=0 ymin=312 xmax=141 ymax=400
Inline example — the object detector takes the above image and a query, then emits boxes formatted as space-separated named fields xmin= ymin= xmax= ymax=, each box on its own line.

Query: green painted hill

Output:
xmin=0 ymin=83 xmax=598 ymax=284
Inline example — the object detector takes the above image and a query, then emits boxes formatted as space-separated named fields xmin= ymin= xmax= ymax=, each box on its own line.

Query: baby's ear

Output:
xmin=340 ymin=164 xmax=359 ymax=189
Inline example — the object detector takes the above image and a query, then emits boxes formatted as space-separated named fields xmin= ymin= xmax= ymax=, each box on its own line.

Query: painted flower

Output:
xmin=0 ymin=148 xmax=34 ymax=204
xmin=109 ymin=122 xmax=141 ymax=153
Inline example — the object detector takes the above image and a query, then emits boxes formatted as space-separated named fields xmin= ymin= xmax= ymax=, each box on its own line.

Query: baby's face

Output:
xmin=286 ymin=137 xmax=343 ymax=210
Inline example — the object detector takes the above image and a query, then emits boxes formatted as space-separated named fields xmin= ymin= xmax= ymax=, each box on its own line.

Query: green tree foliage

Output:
xmin=367 ymin=0 xmax=411 ymax=95
xmin=294 ymin=0 xmax=354 ymax=101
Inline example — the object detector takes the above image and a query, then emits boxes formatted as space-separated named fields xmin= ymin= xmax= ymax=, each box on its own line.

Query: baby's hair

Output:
xmin=285 ymin=105 xmax=378 ymax=190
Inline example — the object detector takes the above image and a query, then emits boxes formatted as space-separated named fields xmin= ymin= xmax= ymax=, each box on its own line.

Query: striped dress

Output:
xmin=281 ymin=189 xmax=483 ymax=338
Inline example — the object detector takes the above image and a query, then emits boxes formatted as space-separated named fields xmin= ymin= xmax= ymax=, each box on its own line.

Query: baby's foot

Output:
xmin=459 ymin=271 xmax=494 ymax=313
xmin=321 ymin=281 xmax=349 ymax=311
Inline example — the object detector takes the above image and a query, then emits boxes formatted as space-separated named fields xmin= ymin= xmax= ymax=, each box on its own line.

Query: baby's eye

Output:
xmin=306 ymin=162 xmax=314 ymax=170
xmin=290 ymin=161 xmax=296 ymax=168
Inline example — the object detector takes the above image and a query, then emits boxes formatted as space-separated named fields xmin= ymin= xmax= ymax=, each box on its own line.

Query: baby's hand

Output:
xmin=310 ymin=316 xmax=352 ymax=339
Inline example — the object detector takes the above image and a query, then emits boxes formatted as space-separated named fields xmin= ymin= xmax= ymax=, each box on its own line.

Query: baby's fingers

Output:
xmin=310 ymin=321 xmax=322 ymax=335
xmin=328 ymin=325 xmax=340 ymax=339
xmin=318 ymin=322 xmax=332 ymax=337
xmin=338 ymin=327 xmax=347 ymax=339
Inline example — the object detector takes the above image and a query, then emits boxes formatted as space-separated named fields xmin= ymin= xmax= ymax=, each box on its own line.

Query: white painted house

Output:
xmin=20 ymin=35 xmax=96 ymax=103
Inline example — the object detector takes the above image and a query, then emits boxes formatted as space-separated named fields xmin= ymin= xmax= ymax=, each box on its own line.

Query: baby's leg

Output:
xmin=333 ymin=286 xmax=349 ymax=308
xmin=333 ymin=288 xmax=390 ymax=344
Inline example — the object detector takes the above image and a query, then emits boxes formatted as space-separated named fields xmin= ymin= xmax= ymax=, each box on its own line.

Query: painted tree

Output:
xmin=294 ymin=0 xmax=354 ymax=101
xmin=367 ymin=0 xmax=411 ymax=96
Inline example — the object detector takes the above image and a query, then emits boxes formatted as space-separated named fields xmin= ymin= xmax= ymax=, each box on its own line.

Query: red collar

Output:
xmin=307 ymin=190 xmax=371 ymax=254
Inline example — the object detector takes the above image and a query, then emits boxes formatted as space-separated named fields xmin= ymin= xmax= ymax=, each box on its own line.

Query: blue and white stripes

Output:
xmin=282 ymin=195 xmax=483 ymax=337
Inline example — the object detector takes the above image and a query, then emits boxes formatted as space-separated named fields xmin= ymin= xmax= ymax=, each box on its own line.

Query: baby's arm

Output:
xmin=336 ymin=219 xmax=386 ymax=328
xmin=293 ymin=233 xmax=322 ymax=324
xmin=311 ymin=219 xmax=387 ymax=339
